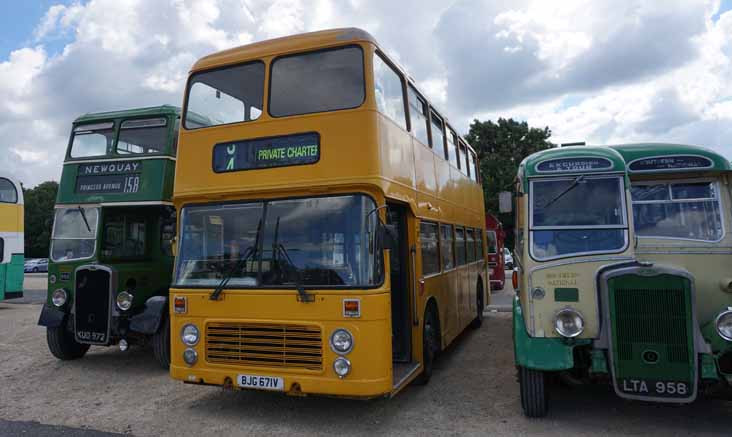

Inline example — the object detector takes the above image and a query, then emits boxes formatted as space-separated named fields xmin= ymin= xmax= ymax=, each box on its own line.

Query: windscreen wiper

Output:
xmin=541 ymin=175 xmax=584 ymax=209
xmin=209 ymin=219 xmax=262 ymax=301
xmin=77 ymin=206 xmax=91 ymax=233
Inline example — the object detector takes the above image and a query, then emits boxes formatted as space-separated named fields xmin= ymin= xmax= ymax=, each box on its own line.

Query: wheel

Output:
xmin=492 ymin=281 xmax=505 ymax=292
xmin=46 ymin=326 xmax=89 ymax=360
xmin=32 ymin=267 xmax=38 ymax=273
xmin=470 ymin=283 xmax=484 ymax=329
xmin=519 ymin=366 xmax=549 ymax=418
xmin=414 ymin=306 xmax=439 ymax=385
xmin=152 ymin=316 xmax=170 ymax=369
xmin=506 ymin=263 xmax=513 ymax=270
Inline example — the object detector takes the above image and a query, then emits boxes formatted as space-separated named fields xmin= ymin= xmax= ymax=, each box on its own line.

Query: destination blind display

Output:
xmin=75 ymin=160 xmax=142 ymax=194
xmin=536 ymin=157 xmax=613 ymax=173
xmin=628 ymin=155 xmax=713 ymax=172
xmin=213 ymin=132 xmax=320 ymax=172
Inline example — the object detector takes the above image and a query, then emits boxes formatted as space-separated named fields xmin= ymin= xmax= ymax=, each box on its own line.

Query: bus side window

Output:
xmin=458 ymin=143 xmax=468 ymax=176
xmin=446 ymin=129 xmax=459 ymax=168
xmin=373 ymin=53 xmax=407 ymax=131
xmin=0 ymin=237 xmax=3 ymax=262
xmin=407 ymin=86 xmax=429 ymax=146
xmin=470 ymin=151 xmax=479 ymax=183
xmin=455 ymin=227 xmax=466 ymax=265
xmin=430 ymin=111 xmax=445 ymax=154
xmin=466 ymin=229 xmax=476 ymax=263
xmin=477 ymin=229 xmax=484 ymax=259
xmin=419 ymin=221 xmax=440 ymax=275
xmin=440 ymin=224 xmax=455 ymax=270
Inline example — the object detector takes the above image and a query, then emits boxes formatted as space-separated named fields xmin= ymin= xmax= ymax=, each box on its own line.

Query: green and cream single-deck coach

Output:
xmin=511 ymin=143 xmax=732 ymax=417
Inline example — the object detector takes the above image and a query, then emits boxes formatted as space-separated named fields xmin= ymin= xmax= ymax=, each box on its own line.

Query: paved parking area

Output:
xmin=1 ymin=298 xmax=731 ymax=436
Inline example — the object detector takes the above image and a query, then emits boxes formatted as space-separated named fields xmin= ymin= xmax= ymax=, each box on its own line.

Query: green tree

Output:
xmin=23 ymin=181 xmax=58 ymax=258
xmin=465 ymin=118 xmax=553 ymax=249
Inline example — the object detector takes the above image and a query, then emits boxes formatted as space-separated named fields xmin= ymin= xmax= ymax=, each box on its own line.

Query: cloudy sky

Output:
xmin=1 ymin=0 xmax=731 ymax=187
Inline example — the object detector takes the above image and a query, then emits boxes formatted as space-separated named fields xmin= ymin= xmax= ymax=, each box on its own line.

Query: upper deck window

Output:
xmin=631 ymin=181 xmax=723 ymax=241
xmin=70 ymin=122 xmax=115 ymax=158
xmin=530 ymin=175 xmax=628 ymax=260
xmin=185 ymin=61 xmax=265 ymax=129
xmin=469 ymin=150 xmax=478 ymax=182
xmin=0 ymin=178 xmax=18 ymax=204
xmin=446 ymin=129 xmax=459 ymax=168
xmin=430 ymin=112 xmax=444 ymax=152
xmin=269 ymin=46 xmax=365 ymax=117
xmin=458 ymin=142 xmax=468 ymax=175
xmin=373 ymin=53 xmax=407 ymax=130
xmin=117 ymin=118 xmax=168 ymax=155
xmin=407 ymin=86 xmax=429 ymax=146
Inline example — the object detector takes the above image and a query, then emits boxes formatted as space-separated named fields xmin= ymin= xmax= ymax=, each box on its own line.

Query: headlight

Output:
xmin=330 ymin=328 xmax=354 ymax=354
xmin=181 ymin=324 xmax=200 ymax=346
xmin=333 ymin=357 xmax=351 ymax=378
xmin=183 ymin=348 xmax=198 ymax=366
xmin=116 ymin=291 xmax=134 ymax=311
xmin=51 ymin=288 xmax=67 ymax=307
xmin=716 ymin=308 xmax=732 ymax=341
xmin=553 ymin=308 xmax=584 ymax=338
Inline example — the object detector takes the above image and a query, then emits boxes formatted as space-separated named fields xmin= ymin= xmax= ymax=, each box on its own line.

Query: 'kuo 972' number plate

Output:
xmin=237 ymin=374 xmax=284 ymax=391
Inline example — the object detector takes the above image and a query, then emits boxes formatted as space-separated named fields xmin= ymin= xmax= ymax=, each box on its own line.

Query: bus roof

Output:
xmin=192 ymin=28 xmax=376 ymax=72
xmin=74 ymin=105 xmax=181 ymax=124
xmin=520 ymin=146 xmax=627 ymax=179
xmin=609 ymin=143 xmax=731 ymax=173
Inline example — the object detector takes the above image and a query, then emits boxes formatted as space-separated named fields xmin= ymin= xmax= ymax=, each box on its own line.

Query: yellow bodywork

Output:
xmin=170 ymin=28 xmax=488 ymax=398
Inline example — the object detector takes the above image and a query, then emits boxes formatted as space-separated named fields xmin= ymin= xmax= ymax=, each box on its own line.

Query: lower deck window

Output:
xmin=420 ymin=221 xmax=440 ymax=275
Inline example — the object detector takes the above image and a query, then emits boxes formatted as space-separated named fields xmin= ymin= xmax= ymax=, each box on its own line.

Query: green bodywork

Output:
xmin=513 ymin=297 xmax=590 ymax=370
xmin=48 ymin=106 xmax=179 ymax=338
xmin=609 ymin=143 xmax=732 ymax=173
xmin=0 ymin=254 xmax=24 ymax=300
xmin=518 ymin=146 xmax=628 ymax=190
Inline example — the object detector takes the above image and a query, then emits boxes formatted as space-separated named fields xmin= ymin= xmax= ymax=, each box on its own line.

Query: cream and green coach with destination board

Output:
xmin=510 ymin=143 xmax=732 ymax=417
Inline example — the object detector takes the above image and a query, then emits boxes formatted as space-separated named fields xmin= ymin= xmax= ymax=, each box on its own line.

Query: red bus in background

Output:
xmin=486 ymin=213 xmax=505 ymax=290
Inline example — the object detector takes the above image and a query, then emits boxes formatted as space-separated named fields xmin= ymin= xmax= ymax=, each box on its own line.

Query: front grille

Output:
xmin=613 ymin=286 xmax=689 ymax=363
xmin=206 ymin=322 xmax=323 ymax=370
xmin=74 ymin=268 xmax=112 ymax=345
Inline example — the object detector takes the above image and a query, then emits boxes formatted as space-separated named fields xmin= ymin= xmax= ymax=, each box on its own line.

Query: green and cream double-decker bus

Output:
xmin=512 ymin=143 xmax=732 ymax=417
xmin=37 ymin=106 xmax=180 ymax=367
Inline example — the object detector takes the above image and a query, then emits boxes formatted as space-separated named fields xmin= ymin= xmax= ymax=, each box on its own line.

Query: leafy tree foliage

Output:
xmin=465 ymin=118 xmax=553 ymax=249
xmin=23 ymin=181 xmax=58 ymax=258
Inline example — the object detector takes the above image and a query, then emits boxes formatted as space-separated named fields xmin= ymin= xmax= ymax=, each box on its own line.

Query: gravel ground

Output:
xmin=1 ymin=302 xmax=731 ymax=436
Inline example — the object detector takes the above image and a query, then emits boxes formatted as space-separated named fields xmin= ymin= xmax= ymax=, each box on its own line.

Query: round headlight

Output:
xmin=183 ymin=348 xmax=198 ymax=366
xmin=333 ymin=357 xmax=351 ymax=378
xmin=116 ymin=291 xmax=134 ymax=311
xmin=181 ymin=324 xmax=199 ymax=346
xmin=716 ymin=308 xmax=732 ymax=341
xmin=553 ymin=308 xmax=584 ymax=338
xmin=330 ymin=329 xmax=354 ymax=354
xmin=51 ymin=288 xmax=67 ymax=307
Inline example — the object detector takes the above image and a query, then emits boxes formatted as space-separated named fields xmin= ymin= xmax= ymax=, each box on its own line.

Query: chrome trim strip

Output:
xmin=64 ymin=156 xmax=176 ymax=164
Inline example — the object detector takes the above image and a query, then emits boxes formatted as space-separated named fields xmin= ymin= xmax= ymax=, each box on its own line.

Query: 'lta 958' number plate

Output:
xmin=237 ymin=374 xmax=284 ymax=391
xmin=618 ymin=378 xmax=690 ymax=398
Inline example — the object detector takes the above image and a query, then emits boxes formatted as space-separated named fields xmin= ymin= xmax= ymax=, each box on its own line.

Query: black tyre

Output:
xmin=414 ymin=306 xmax=439 ymax=385
xmin=470 ymin=282 xmax=484 ymax=329
xmin=152 ymin=316 xmax=170 ymax=369
xmin=46 ymin=326 xmax=89 ymax=360
xmin=32 ymin=267 xmax=38 ymax=273
xmin=519 ymin=366 xmax=548 ymax=418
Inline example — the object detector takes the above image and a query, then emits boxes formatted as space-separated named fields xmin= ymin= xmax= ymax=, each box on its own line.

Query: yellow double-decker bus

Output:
xmin=0 ymin=176 xmax=23 ymax=301
xmin=170 ymin=28 xmax=488 ymax=397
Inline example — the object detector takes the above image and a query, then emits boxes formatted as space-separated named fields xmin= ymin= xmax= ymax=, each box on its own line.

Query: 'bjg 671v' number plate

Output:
xmin=237 ymin=374 xmax=284 ymax=391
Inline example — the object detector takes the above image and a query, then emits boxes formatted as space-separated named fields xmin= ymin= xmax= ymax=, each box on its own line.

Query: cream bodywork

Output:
xmin=517 ymin=177 xmax=635 ymax=339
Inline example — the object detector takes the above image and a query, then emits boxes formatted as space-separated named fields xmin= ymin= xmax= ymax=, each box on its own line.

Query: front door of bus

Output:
xmin=387 ymin=204 xmax=411 ymax=363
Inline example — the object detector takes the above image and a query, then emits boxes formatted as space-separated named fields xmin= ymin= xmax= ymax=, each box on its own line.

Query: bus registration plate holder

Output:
xmin=237 ymin=374 xmax=284 ymax=391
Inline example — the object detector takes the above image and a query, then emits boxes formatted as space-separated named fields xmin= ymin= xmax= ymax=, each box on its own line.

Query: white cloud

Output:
xmin=0 ymin=0 xmax=731 ymax=188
